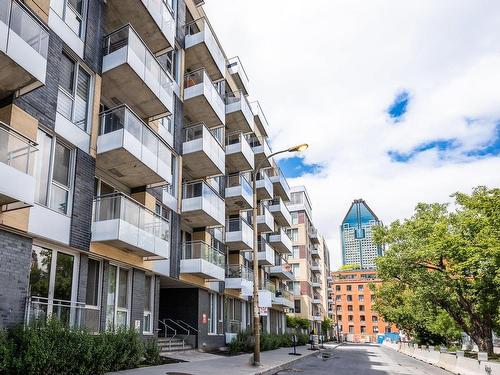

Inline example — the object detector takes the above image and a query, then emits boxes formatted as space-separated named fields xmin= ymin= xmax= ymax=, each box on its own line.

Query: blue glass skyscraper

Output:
xmin=341 ymin=199 xmax=383 ymax=269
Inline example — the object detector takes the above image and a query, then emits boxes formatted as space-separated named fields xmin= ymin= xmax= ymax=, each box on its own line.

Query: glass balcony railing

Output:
xmin=225 ymin=90 xmax=254 ymax=131
xmin=226 ymin=264 xmax=253 ymax=281
xmin=225 ymin=217 xmax=252 ymax=236
xmin=225 ymin=172 xmax=252 ymax=197
xmin=102 ymin=25 xmax=174 ymax=115
xmin=245 ymin=134 xmax=271 ymax=154
xmin=227 ymin=56 xmax=250 ymax=95
xmin=184 ymin=122 xmax=224 ymax=147
xmin=182 ymin=179 xmax=225 ymax=226
xmin=250 ymin=101 xmax=270 ymax=137
xmin=181 ymin=240 xmax=225 ymax=268
xmin=92 ymin=193 xmax=170 ymax=258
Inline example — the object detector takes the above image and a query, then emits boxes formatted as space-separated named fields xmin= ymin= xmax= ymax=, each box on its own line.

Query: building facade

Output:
xmin=330 ymin=269 xmax=398 ymax=343
xmin=0 ymin=0 xmax=303 ymax=350
xmin=285 ymin=186 xmax=331 ymax=333
xmin=341 ymin=199 xmax=383 ymax=269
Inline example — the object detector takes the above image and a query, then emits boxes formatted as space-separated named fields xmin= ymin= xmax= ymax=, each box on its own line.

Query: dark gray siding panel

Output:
xmin=0 ymin=230 xmax=32 ymax=328
xmin=84 ymin=0 xmax=104 ymax=73
xmin=131 ymin=268 xmax=145 ymax=334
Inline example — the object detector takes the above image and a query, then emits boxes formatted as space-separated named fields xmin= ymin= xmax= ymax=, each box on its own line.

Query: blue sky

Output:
xmin=278 ymin=156 xmax=322 ymax=178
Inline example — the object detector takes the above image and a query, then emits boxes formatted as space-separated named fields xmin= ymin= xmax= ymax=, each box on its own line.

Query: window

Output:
xmin=336 ymin=295 xmax=341 ymax=301
xmin=346 ymin=285 xmax=352 ymax=291
xmin=358 ymin=285 xmax=364 ymax=292
xmin=292 ymin=264 xmax=300 ymax=275
xmin=287 ymin=228 xmax=299 ymax=242
xmin=336 ymin=305 xmax=342 ymax=312
xmin=347 ymin=305 xmax=353 ymax=311
xmin=52 ymin=0 xmax=87 ymax=38
xmin=372 ymin=315 xmax=378 ymax=323
xmin=291 ymin=212 xmax=299 ymax=225
xmin=360 ymin=326 xmax=366 ymax=334
xmin=84 ymin=258 xmax=101 ymax=333
xmin=105 ymin=265 xmax=130 ymax=330
xmin=337 ymin=314 xmax=342 ymax=322
xmin=373 ymin=326 xmax=379 ymax=334
xmin=335 ymin=285 xmax=341 ymax=291
xmin=294 ymin=299 xmax=301 ymax=313
xmin=359 ymin=305 xmax=365 ymax=311
xmin=385 ymin=327 xmax=392 ymax=333
xmin=143 ymin=275 xmax=154 ymax=334
xmin=57 ymin=53 xmax=92 ymax=132
xmin=360 ymin=315 xmax=365 ymax=322
xmin=358 ymin=295 xmax=364 ymax=302
xmin=346 ymin=295 xmax=352 ymax=302
xmin=28 ymin=246 xmax=79 ymax=326
xmin=348 ymin=315 xmax=353 ymax=322
xmin=157 ymin=48 xmax=178 ymax=82
xmin=208 ymin=293 xmax=223 ymax=334
xmin=292 ymin=246 xmax=300 ymax=258
xmin=348 ymin=325 xmax=354 ymax=334
xmin=34 ymin=130 xmax=74 ymax=215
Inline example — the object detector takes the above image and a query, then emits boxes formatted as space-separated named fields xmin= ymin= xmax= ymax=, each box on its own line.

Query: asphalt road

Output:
xmin=274 ymin=343 xmax=452 ymax=375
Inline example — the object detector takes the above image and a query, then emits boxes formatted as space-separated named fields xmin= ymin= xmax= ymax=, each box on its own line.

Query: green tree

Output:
xmin=373 ymin=186 xmax=500 ymax=353
xmin=338 ymin=264 xmax=361 ymax=271
xmin=321 ymin=318 xmax=332 ymax=335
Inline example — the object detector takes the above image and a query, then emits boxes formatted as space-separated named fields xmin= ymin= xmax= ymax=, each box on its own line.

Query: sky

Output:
xmin=204 ymin=0 xmax=500 ymax=269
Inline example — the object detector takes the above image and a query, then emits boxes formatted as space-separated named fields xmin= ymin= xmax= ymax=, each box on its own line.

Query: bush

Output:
xmin=143 ymin=338 xmax=161 ymax=366
xmin=286 ymin=316 xmax=310 ymax=330
xmin=229 ymin=332 xmax=308 ymax=354
xmin=0 ymin=319 xmax=150 ymax=375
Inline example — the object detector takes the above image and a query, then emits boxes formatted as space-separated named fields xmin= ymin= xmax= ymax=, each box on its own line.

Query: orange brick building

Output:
xmin=331 ymin=269 xmax=398 ymax=343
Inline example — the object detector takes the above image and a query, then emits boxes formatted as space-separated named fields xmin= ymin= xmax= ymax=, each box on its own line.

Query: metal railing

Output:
xmin=25 ymin=296 xmax=100 ymax=333
xmin=269 ymin=166 xmax=291 ymax=192
xmin=226 ymin=217 xmax=252 ymax=234
xmin=225 ymin=173 xmax=252 ymax=195
xmin=275 ymin=289 xmax=293 ymax=301
xmin=183 ymin=179 xmax=224 ymax=200
xmin=225 ymin=90 xmax=253 ymax=122
xmin=184 ymin=16 xmax=225 ymax=57
xmin=227 ymin=56 xmax=249 ymax=85
xmin=250 ymin=101 xmax=270 ymax=132
xmin=226 ymin=319 xmax=241 ymax=334
xmin=0 ymin=0 xmax=49 ymax=58
xmin=244 ymin=134 xmax=271 ymax=152
xmin=181 ymin=240 xmax=225 ymax=268
xmin=184 ymin=122 xmax=224 ymax=147
xmin=102 ymin=25 xmax=173 ymax=94
xmin=226 ymin=264 xmax=253 ymax=281
xmin=93 ymin=193 xmax=170 ymax=241
xmin=0 ymin=122 xmax=37 ymax=175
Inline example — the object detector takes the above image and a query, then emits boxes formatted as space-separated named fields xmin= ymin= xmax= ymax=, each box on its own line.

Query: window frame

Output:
xmin=143 ymin=275 xmax=155 ymax=335
xmin=53 ymin=0 xmax=88 ymax=39
xmin=105 ymin=264 xmax=132 ymax=331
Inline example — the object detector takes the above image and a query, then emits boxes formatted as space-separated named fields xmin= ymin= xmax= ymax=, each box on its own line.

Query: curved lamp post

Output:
xmin=252 ymin=143 xmax=309 ymax=366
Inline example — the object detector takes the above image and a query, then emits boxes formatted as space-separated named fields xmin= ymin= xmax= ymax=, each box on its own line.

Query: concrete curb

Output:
xmin=256 ymin=344 xmax=342 ymax=375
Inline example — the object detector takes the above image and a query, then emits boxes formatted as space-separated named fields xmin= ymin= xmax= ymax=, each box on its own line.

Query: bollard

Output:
xmin=456 ymin=351 xmax=464 ymax=357
xmin=478 ymin=352 xmax=488 ymax=361
xmin=289 ymin=334 xmax=302 ymax=356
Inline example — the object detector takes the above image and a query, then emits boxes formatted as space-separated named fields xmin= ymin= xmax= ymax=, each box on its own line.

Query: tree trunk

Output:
xmin=470 ymin=323 xmax=494 ymax=355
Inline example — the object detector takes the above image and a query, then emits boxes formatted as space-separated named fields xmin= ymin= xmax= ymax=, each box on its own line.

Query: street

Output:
xmin=274 ymin=343 xmax=452 ymax=375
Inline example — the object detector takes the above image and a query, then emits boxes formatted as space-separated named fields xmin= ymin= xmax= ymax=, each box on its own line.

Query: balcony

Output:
xmin=181 ymin=180 xmax=225 ymax=227
xmin=250 ymin=101 xmax=270 ymax=138
xmin=92 ymin=193 xmax=170 ymax=259
xmin=269 ymin=263 xmax=294 ymax=281
xmin=97 ymin=105 xmax=172 ymax=188
xmin=225 ymin=90 xmax=254 ymax=133
xmin=227 ymin=57 xmax=249 ymax=96
xmin=311 ymin=279 xmax=322 ymax=289
xmin=225 ymin=217 xmax=253 ymax=251
xmin=310 ymin=245 xmax=320 ymax=258
xmin=268 ymin=228 xmax=292 ymax=255
xmin=272 ymin=288 xmax=294 ymax=309
xmin=185 ymin=17 xmax=225 ymax=80
xmin=102 ymin=25 xmax=174 ymax=119
xmin=225 ymin=173 xmax=252 ymax=212
xmin=268 ymin=198 xmax=292 ymax=227
xmin=313 ymin=315 xmax=322 ymax=322
xmin=256 ymin=237 xmax=274 ymax=266
xmin=0 ymin=122 xmax=37 ymax=210
xmin=161 ymin=183 xmax=177 ymax=211
xmin=225 ymin=132 xmax=254 ymax=173
xmin=269 ymin=167 xmax=291 ymax=202
xmin=180 ymin=241 xmax=225 ymax=281
xmin=310 ymin=262 xmax=321 ymax=273
xmin=105 ymin=0 xmax=175 ymax=53
xmin=245 ymin=134 xmax=272 ymax=169
xmin=225 ymin=264 xmax=253 ymax=296
xmin=255 ymin=170 xmax=273 ymax=200
xmin=184 ymin=68 xmax=225 ymax=127
xmin=312 ymin=297 xmax=321 ymax=304
xmin=0 ymin=0 xmax=48 ymax=98
xmin=256 ymin=204 xmax=273 ymax=233
xmin=309 ymin=227 xmax=320 ymax=244
xmin=183 ymin=123 xmax=225 ymax=178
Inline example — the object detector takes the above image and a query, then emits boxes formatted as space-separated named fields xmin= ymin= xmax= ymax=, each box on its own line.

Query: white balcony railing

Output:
xmin=225 ymin=90 xmax=254 ymax=133
xmin=183 ymin=123 xmax=225 ymax=177
xmin=0 ymin=122 xmax=37 ymax=209
xmin=180 ymin=240 xmax=225 ymax=280
xmin=225 ymin=131 xmax=254 ymax=171
xmin=181 ymin=180 xmax=225 ymax=226
xmin=250 ymin=101 xmax=270 ymax=137
xmin=0 ymin=0 xmax=49 ymax=90
xmin=225 ymin=217 xmax=253 ymax=250
xmin=227 ymin=56 xmax=250 ymax=95
xmin=92 ymin=193 xmax=170 ymax=259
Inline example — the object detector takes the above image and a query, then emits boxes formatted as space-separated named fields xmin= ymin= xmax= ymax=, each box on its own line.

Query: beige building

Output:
xmin=286 ymin=186 xmax=331 ymax=333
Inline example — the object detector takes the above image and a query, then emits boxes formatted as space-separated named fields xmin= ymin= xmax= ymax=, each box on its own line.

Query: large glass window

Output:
xmin=143 ymin=275 xmax=154 ymax=334
xmin=84 ymin=258 xmax=101 ymax=333
xmin=52 ymin=0 xmax=87 ymax=37
xmin=28 ymin=246 xmax=78 ymax=327
xmin=106 ymin=265 xmax=130 ymax=330
xmin=34 ymin=129 xmax=74 ymax=215
xmin=57 ymin=53 xmax=92 ymax=132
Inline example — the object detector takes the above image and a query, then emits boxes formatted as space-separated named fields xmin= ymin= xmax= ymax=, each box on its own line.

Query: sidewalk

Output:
xmin=108 ymin=343 xmax=341 ymax=375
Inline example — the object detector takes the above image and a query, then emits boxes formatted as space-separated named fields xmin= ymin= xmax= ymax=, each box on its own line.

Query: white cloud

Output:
xmin=203 ymin=0 xmax=500 ymax=269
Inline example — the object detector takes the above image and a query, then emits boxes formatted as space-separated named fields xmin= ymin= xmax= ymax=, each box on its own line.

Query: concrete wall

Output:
xmin=0 ymin=230 xmax=32 ymax=328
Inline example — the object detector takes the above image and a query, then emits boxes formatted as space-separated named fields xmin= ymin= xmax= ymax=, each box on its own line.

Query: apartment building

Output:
xmin=341 ymin=199 xmax=383 ymax=269
xmin=331 ymin=269 xmax=398 ymax=343
xmin=285 ymin=186 xmax=331 ymax=333
xmin=0 ymin=0 xmax=295 ymax=350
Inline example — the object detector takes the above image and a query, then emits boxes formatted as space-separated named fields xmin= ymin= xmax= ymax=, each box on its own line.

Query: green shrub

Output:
xmin=143 ymin=338 xmax=161 ymax=366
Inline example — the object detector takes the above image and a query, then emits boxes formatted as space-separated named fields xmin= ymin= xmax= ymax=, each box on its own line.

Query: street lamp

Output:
xmin=252 ymin=143 xmax=309 ymax=366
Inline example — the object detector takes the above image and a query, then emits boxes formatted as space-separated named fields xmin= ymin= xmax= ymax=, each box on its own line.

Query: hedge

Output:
xmin=228 ymin=331 xmax=310 ymax=354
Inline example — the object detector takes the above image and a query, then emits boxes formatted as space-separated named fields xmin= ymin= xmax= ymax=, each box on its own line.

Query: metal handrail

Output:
xmin=159 ymin=319 xmax=182 ymax=350
xmin=176 ymin=319 xmax=199 ymax=334
xmin=166 ymin=318 xmax=189 ymax=335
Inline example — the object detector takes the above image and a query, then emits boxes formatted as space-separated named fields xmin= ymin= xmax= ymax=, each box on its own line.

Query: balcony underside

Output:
xmin=96 ymin=148 xmax=165 ymax=188
xmin=269 ymin=269 xmax=293 ymax=281
xmin=184 ymin=93 xmax=223 ymax=127
xmin=182 ymin=147 xmax=224 ymax=179
xmin=269 ymin=236 xmax=291 ymax=255
xmin=256 ymin=181 xmax=272 ymax=200
xmin=254 ymin=149 xmax=271 ymax=169
xmin=225 ymin=278 xmax=253 ymax=296
xmin=0 ymin=163 xmax=35 ymax=207
xmin=226 ymin=150 xmax=253 ymax=174
xmin=257 ymin=215 xmax=273 ymax=233
xmin=102 ymin=63 xmax=168 ymax=120
xmin=104 ymin=0 xmax=173 ymax=52
xmin=185 ymin=42 xmax=223 ymax=81
xmin=269 ymin=207 xmax=290 ymax=227
xmin=225 ymin=193 xmax=251 ymax=213
xmin=225 ymin=109 xmax=253 ymax=133
xmin=257 ymin=251 xmax=274 ymax=266
xmin=180 ymin=258 xmax=225 ymax=281
xmin=272 ymin=297 xmax=294 ymax=309
xmin=91 ymin=219 xmax=168 ymax=259
xmin=225 ymin=233 xmax=252 ymax=251
xmin=181 ymin=199 xmax=224 ymax=228
xmin=272 ymin=180 xmax=290 ymax=202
